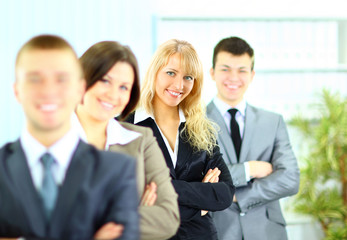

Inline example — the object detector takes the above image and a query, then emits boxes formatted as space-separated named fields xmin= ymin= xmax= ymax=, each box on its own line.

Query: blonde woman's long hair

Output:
xmin=140 ymin=39 xmax=217 ymax=155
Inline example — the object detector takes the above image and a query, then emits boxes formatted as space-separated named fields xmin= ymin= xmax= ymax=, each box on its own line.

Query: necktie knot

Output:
xmin=40 ymin=153 xmax=55 ymax=169
xmin=228 ymin=108 xmax=238 ymax=118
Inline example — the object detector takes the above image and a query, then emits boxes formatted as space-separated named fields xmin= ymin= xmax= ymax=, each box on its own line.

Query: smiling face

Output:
xmin=14 ymin=48 xmax=85 ymax=138
xmin=153 ymin=53 xmax=194 ymax=109
xmin=81 ymin=61 xmax=134 ymax=123
xmin=210 ymin=51 xmax=255 ymax=107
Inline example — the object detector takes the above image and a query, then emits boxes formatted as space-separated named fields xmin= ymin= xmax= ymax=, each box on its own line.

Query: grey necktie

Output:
xmin=40 ymin=153 xmax=58 ymax=220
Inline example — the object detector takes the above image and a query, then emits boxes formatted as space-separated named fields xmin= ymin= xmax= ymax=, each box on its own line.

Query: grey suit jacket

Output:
xmin=207 ymin=102 xmax=300 ymax=240
xmin=0 ymin=140 xmax=139 ymax=240
xmin=109 ymin=122 xmax=180 ymax=240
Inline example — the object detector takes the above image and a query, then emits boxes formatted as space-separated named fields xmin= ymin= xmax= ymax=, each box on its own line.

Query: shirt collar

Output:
xmin=105 ymin=117 xmax=141 ymax=148
xmin=134 ymin=107 xmax=186 ymax=124
xmin=213 ymin=97 xmax=247 ymax=117
xmin=178 ymin=108 xmax=186 ymax=123
xmin=20 ymin=124 xmax=80 ymax=171
xmin=72 ymin=112 xmax=141 ymax=150
xmin=133 ymin=108 xmax=152 ymax=124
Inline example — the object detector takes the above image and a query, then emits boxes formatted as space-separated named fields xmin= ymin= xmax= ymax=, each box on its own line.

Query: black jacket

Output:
xmin=131 ymin=116 xmax=235 ymax=240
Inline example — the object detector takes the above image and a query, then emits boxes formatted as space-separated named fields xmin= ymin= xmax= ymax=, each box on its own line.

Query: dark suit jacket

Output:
xmin=132 ymin=116 xmax=235 ymax=240
xmin=0 ymin=140 xmax=139 ymax=240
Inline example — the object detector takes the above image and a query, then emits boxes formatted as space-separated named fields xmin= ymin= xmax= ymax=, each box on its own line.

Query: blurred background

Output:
xmin=1 ymin=0 xmax=347 ymax=239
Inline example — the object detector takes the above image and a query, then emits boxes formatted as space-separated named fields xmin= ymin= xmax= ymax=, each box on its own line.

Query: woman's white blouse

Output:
xmin=71 ymin=113 xmax=141 ymax=150
xmin=134 ymin=108 xmax=185 ymax=168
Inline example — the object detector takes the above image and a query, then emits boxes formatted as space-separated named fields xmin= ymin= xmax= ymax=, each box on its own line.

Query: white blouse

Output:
xmin=71 ymin=113 xmax=141 ymax=150
xmin=134 ymin=108 xmax=185 ymax=168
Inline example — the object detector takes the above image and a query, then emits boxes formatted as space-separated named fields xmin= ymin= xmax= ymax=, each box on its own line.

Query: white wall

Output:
xmin=154 ymin=0 xmax=347 ymax=18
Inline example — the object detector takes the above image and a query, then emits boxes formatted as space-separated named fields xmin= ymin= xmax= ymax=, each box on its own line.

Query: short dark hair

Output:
xmin=16 ymin=34 xmax=79 ymax=67
xmin=79 ymin=41 xmax=140 ymax=120
xmin=212 ymin=36 xmax=254 ymax=70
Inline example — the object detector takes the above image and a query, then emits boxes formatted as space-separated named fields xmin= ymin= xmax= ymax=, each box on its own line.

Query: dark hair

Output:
xmin=79 ymin=41 xmax=140 ymax=120
xmin=16 ymin=34 xmax=79 ymax=67
xmin=212 ymin=36 xmax=254 ymax=70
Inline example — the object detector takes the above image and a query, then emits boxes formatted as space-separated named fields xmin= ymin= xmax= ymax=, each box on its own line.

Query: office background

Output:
xmin=1 ymin=0 xmax=347 ymax=239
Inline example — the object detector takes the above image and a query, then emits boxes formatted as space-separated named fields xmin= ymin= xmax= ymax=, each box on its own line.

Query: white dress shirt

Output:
xmin=134 ymin=108 xmax=185 ymax=168
xmin=213 ymin=97 xmax=246 ymax=138
xmin=71 ymin=113 xmax=142 ymax=150
xmin=213 ymin=97 xmax=251 ymax=181
xmin=20 ymin=125 xmax=80 ymax=190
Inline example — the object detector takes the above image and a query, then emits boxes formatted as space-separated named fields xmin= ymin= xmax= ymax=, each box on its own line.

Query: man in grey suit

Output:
xmin=207 ymin=36 xmax=300 ymax=240
xmin=0 ymin=35 xmax=138 ymax=239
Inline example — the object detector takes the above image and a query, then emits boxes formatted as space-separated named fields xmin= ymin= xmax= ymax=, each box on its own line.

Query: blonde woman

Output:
xmin=74 ymin=41 xmax=179 ymax=240
xmin=128 ymin=39 xmax=235 ymax=240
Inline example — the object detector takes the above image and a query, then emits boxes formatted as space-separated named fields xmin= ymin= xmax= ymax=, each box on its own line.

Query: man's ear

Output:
xmin=78 ymin=79 xmax=86 ymax=104
xmin=210 ymin=68 xmax=215 ymax=81
xmin=250 ymin=70 xmax=255 ymax=83
xmin=13 ymin=82 xmax=21 ymax=103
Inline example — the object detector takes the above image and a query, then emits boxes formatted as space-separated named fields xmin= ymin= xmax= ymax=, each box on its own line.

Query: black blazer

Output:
xmin=132 ymin=116 xmax=235 ymax=240
xmin=0 ymin=140 xmax=139 ymax=240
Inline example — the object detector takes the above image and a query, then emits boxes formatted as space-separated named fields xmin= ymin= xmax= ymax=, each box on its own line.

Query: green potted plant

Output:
xmin=289 ymin=89 xmax=347 ymax=239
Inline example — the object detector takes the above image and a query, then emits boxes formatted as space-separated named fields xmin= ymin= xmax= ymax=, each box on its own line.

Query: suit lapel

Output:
xmin=50 ymin=141 xmax=91 ymax=232
xmin=175 ymin=123 xmax=193 ymax=175
xmin=6 ymin=140 xmax=46 ymax=235
xmin=239 ymin=105 xmax=256 ymax=163
xmin=138 ymin=118 xmax=176 ymax=179
xmin=207 ymin=102 xmax=237 ymax=164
